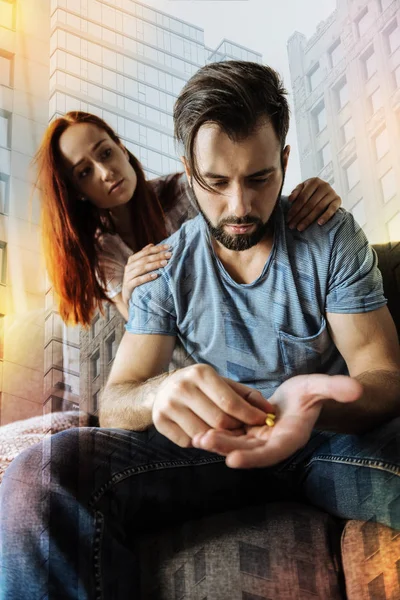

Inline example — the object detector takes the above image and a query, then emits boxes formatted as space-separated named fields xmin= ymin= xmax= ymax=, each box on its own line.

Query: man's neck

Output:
xmin=212 ymin=230 xmax=274 ymax=285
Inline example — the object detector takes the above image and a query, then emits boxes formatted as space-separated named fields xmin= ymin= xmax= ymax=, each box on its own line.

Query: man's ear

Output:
xmin=181 ymin=156 xmax=192 ymax=187
xmin=282 ymin=145 xmax=291 ymax=173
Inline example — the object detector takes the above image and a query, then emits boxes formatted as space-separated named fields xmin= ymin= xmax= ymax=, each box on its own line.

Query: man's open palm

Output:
xmin=192 ymin=374 xmax=363 ymax=469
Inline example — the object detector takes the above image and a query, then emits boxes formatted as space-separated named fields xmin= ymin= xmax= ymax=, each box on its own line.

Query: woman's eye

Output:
xmin=102 ymin=148 xmax=112 ymax=159
xmin=78 ymin=168 xmax=90 ymax=179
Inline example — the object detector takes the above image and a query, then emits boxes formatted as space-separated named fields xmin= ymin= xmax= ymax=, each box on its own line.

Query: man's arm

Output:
xmin=100 ymin=331 xmax=269 ymax=437
xmin=100 ymin=332 xmax=176 ymax=430
xmin=318 ymin=306 xmax=400 ymax=433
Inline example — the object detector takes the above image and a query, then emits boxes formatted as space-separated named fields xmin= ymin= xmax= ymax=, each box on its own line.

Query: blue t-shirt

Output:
xmin=126 ymin=199 xmax=386 ymax=399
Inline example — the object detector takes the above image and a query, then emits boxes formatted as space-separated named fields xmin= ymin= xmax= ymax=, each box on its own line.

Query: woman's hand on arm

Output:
xmin=287 ymin=178 xmax=341 ymax=231
xmin=121 ymin=243 xmax=172 ymax=307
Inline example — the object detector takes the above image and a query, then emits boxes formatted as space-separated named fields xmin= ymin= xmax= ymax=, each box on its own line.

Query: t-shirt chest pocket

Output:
xmin=278 ymin=317 xmax=332 ymax=375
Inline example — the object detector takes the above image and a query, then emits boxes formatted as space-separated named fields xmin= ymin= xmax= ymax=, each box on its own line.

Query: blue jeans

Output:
xmin=0 ymin=419 xmax=399 ymax=600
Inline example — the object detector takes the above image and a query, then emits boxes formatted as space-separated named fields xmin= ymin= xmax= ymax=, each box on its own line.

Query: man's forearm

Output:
xmin=99 ymin=372 xmax=170 ymax=430
xmin=316 ymin=369 xmax=400 ymax=433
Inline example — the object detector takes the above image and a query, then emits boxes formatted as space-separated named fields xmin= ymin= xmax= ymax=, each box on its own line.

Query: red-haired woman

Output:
xmin=35 ymin=111 xmax=341 ymax=325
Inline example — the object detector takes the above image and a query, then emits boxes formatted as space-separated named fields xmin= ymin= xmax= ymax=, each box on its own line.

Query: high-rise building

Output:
xmin=287 ymin=0 xmax=400 ymax=245
xmin=0 ymin=0 xmax=50 ymax=424
xmin=44 ymin=0 xmax=262 ymax=416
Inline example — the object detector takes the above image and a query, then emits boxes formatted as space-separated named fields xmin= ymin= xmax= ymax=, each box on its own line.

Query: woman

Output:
xmin=35 ymin=111 xmax=341 ymax=325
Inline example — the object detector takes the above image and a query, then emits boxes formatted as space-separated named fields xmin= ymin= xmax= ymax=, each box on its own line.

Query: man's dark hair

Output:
xmin=174 ymin=60 xmax=290 ymax=190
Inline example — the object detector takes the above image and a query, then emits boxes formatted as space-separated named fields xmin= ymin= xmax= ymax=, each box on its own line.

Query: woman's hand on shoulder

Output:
xmin=122 ymin=243 xmax=172 ymax=307
xmin=286 ymin=178 xmax=341 ymax=232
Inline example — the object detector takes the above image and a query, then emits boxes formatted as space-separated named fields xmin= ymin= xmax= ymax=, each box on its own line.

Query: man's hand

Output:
xmin=192 ymin=374 xmax=362 ymax=469
xmin=152 ymin=364 xmax=273 ymax=447
xmin=287 ymin=178 xmax=341 ymax=231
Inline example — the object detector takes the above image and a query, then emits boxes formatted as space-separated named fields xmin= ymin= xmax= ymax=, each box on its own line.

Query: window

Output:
xmin=91 ymin=314 xmax=102 ymax=339
xmin=329 ymin=40 xmax=343 ymax=68
xmin=92 ymin=390 xmax=100 ymax=413
xmin=362 ymin=48 xmax=377 ymax=80
xmin=380 ymin=168 xmax=396 ymax=202
xmin=0 ymin=111 xmax=10 ymax=148
xmin=0 ymin=0 xmax=15 ymax=29
xmin=319 ymin=143 xmax=332 ymax=169
xmin=105 ymin=303 xmax=111 ymax=322
xmin=386 ymin=21 xmax=400 ymax=54
xmin=0 ymin=242 xmax=6 ymax=284
xmin=91 ymin=350 xmax=100 ymax=381
xmin=387 ymin=212 xmax=400 ymax=243
xmin=0 ymin=174 xmax=9 ymax=214
xmin=345 ymin=159 xmax=360 ymax=190
xmin=394 ymin=65 xmax=400 ymax=89
xmin=351 ymin=198 xmax=367 ymax=228
xmin=356 ymin=8 xmax=373 ymax=38
xmin=374 ymin=128 xmax=389 ymax=160
xmin=341 ymin=119 xmax=355 ymax=145
xmin=308 ymin=63 xmax=321 ymax=92
xmin=106 ymin=332 xmax=116 ymax=363
xmin=0 ymin=314 xmax=4 ymax=360
xmin=334 ymin=78 xmax=349 ymax=111
xmin=0 ymin=52 xmax=13 ymax=87
xmin=313 ymin=103 xmax=326 ymax=134
xmin=369 ymin=88 xmax=382 ymax=114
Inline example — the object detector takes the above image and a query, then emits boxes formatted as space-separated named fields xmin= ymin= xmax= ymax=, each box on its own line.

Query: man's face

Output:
xmin=183 ymin=120 xmax=290 ymax=251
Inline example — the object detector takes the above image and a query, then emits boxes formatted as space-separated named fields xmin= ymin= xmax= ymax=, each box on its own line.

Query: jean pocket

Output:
xmin=279 ymin=317 xmax=332 ymax=375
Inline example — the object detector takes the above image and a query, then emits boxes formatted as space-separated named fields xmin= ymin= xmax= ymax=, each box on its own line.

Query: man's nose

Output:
xmin=228 ymin=184 xmax=252 ymax=218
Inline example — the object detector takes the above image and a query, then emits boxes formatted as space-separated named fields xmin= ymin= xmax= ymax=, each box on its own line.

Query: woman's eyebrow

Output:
xmin=71 ymin=139 xmax=107 ymax=172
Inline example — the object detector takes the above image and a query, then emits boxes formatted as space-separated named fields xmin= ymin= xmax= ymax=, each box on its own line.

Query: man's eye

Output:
xmin=251 ymin=178 xmax=269 ymax=184
xmin=212 ymin=181 xmax=228 ymax=187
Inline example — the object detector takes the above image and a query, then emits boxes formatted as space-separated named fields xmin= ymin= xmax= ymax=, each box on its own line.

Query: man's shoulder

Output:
xmin=161 ymin=213 xmax=204 ymax=249
xmin=131 ymin=215 xmax=205 ymax=300
xmin=280 ymin=196 xmax=350 ymax=243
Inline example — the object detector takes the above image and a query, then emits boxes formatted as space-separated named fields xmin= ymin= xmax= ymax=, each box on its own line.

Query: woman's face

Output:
xmin=59 ymin=122 xmax=137 ymax=210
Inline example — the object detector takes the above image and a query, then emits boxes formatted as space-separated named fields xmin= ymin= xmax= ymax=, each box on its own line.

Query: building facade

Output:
xmin=44 ymin=0 xmax=262 ymax=416
xmin=0 ymin=0 xmax=50 ymax=424
xmin=0 ymin=0 xmax=262 ymax=422
xmin=287 ymin=0 xmax=400 ymax=245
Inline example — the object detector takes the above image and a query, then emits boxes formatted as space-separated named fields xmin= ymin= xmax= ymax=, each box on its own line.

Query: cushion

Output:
xmin=0 ymin=410 xmax=89 ymax=483
xmin=137 ymin=502 xmax=345 ymax=600
xmin=341 ymin=519 xmax=400 ymax=600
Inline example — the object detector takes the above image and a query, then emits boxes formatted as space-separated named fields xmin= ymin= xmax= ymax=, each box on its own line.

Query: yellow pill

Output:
xmin=265 ymin=413 xmax=276 ymax=420
xmin=266 ymin=418 xmax=275 ymax=427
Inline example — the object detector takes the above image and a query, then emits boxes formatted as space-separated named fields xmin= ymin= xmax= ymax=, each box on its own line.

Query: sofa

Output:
xmin=1 ymin=241 xmax=399 ymax=600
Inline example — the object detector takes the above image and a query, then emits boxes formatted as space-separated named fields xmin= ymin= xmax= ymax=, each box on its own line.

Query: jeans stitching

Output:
xmin=303 ymin=454 xmax=400 ymax=476
xmin=88 ymin=455 xmax=225 ymax=507
xmin=89 ymin=456 xmax=224 ymax=596
xmin=93 ymin=511 xmax=104 ymax=600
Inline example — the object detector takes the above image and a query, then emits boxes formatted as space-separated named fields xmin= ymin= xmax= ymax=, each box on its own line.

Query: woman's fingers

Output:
xmin=124 ymin=255 xmax=171 ymax=278
xmin=289 ymin=194 xmax=335 ymax=231
xmin=127 ymin=243 xmax=171 ymax=264
xmin=287 ymin=178 xmax=342 ymax=231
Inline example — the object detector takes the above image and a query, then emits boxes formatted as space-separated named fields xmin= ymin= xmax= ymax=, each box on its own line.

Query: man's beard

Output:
xmin=202 ymin=213 xmax=270 ymax=251
xmin=188 ymin=180 xmax=284 ymax=252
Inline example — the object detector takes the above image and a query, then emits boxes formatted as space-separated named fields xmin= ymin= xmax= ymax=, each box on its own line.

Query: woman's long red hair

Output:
xmin=35 ymin=111 xmax=167 ymax=326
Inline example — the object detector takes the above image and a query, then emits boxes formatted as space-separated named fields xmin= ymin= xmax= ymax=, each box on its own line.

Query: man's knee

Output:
xmin=1 ymin=427 xmax=97 ymax=506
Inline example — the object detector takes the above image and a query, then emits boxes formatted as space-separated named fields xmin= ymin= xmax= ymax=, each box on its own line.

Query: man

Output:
xmin=1 ymin=61 xmax=399 ymax=600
